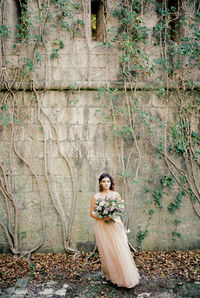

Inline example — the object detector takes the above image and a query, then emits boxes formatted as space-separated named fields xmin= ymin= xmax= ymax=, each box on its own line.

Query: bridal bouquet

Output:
xmin=94 ymin=196 xmax=125 ymax=220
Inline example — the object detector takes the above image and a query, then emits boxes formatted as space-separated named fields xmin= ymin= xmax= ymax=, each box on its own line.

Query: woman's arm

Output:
xmin=90 ymin=196 xmax=110 ymax=221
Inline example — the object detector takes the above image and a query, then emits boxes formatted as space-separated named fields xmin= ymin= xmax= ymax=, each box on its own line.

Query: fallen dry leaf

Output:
xmin=0 ymin=250 xmax=199 ymax=289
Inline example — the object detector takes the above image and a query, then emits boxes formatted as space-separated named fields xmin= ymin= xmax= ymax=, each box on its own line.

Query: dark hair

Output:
xmin=99 ymin=173 xmax=115 ymax=192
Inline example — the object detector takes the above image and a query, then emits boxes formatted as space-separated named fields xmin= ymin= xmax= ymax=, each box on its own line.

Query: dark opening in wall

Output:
xmin=16 ymin=0 xmax=28 ymax=41
xmin=167 ymin=0 xmax=182 ymax=42
xmin=16 ymin=0 xmax=27 ymax=20
xmin=195 ymin=1 xmax=200 ymax=13
xmin=91 ymin=0 xmax=105 ymax=41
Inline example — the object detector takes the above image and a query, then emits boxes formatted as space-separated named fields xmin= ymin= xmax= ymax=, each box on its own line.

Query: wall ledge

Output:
xmin=0 ymin=80 xmax=199 ymax=91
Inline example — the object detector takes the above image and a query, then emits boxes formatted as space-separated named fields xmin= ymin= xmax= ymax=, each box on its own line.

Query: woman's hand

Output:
xmin=103 ymin=216 xmax=111 ymax=222
xmin=103 ymin=216 xmax=114 ymax=224
xmin=90 ymin=197 xmax=113 ymax=222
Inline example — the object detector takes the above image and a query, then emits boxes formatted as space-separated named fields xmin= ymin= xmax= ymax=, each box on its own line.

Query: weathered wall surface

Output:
xmin=0 ymin=89 xmax=199 ymax=253
xmin=0 ymin=0 xmax=199 ymax=253
xmin=1 ymin=0 xmax=120 ymax=89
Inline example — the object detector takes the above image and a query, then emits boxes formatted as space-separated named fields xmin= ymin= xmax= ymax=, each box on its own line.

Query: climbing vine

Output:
xmin=0 ymin=0 xmax=84 ymax=255
xmin=95 ymin=0 xmax=200 ymax=248
xmin=0 ymin=0 xmax=199 ymax=253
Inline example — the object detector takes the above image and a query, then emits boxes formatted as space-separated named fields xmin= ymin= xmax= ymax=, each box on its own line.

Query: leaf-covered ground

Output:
xmin=0 ymin=250 xmax=199 ymax=297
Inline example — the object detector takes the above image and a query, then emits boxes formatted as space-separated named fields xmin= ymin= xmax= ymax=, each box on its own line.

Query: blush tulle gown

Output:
xmin=94 ymin=192 xmax=140 ymax=288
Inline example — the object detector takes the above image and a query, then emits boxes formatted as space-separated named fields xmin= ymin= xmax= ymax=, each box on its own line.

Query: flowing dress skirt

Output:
xmin=95 ymin=217 xmax=140 ymax=288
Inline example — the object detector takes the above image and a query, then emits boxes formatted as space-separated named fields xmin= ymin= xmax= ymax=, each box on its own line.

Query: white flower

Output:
xmin=99 ymin=201 xmax=105 ymax=206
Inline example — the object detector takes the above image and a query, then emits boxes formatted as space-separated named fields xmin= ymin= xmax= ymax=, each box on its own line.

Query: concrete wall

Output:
xmin=0 ymin=89 xmax=199 ymax=253
xmin=0 ymin=0 xmax=199 ymax=253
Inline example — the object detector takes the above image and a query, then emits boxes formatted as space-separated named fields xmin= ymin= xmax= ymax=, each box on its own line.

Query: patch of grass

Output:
xmin=172 ymin=280 xmax=200 ymax=297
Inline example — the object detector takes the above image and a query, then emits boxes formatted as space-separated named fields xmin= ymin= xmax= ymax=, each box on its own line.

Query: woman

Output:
xmin=90 ymin=173 xmax=140 ymax=288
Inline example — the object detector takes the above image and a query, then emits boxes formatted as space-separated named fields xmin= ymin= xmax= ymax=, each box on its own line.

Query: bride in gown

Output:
xmin=90 ymin=173 xmax=140 ymax=288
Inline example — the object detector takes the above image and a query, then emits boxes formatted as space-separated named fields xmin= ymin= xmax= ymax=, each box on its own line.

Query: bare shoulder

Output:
xmin=94 ymin=192 xmax=101 ymax=199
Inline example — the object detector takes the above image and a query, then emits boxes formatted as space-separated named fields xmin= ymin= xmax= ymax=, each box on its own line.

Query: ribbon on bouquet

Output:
xmin=112 ymin=216 xmax=130 ymax=234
